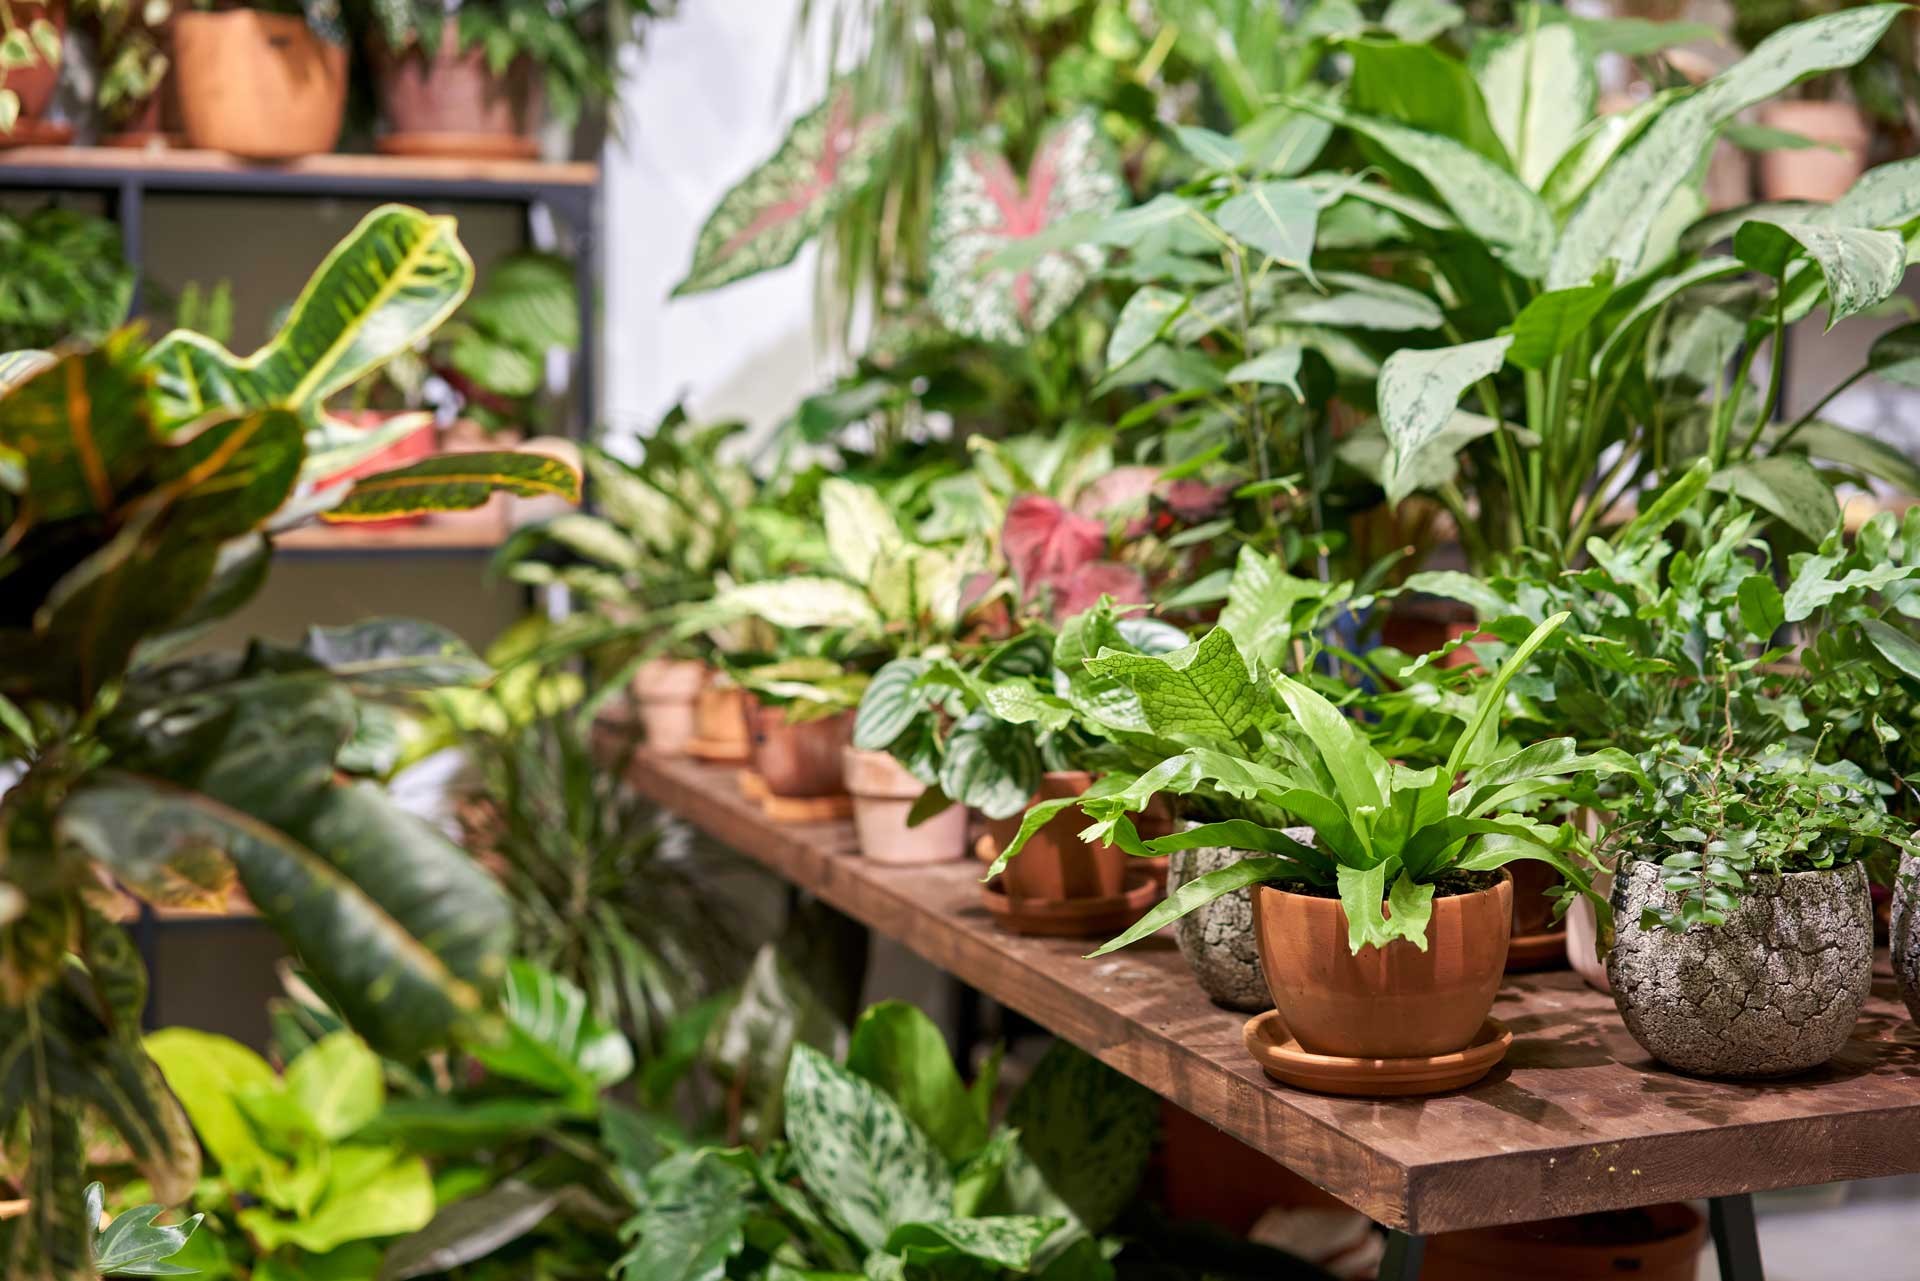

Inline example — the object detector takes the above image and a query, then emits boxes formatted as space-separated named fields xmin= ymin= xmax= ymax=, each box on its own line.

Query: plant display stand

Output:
xmin=621 ymin=748 xmax=1920 ymax=1281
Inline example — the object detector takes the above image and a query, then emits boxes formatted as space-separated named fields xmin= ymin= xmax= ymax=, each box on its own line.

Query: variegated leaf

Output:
xmin=1733 ymin=217 xmax=1907 ymax=328
xmin=1474 ymin=20 xmax=1593 ymax=188
xmin=929 ymin=113 xmax=1125 ymax=344
xmin=784 ymin=1044 xmax=952 ymax=1251
xmin=1002 ymin=1041 xmax=1155 ymax=1234
xmin=321 ymin=451 xmax=581 ymax=522
xmin=1378 ymin=336 xmax=1513 ymax=503
xmin=884 ymin=1216 xmax=1064 ymax=1270
xmin=711 ymin=578 xmax=880 ymax=632
xmin=674 ymin=85 xmax=900 ymax=296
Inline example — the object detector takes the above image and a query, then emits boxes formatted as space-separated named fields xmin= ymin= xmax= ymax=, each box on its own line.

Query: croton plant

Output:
xmin=0 ymin=205 xmax=578 ymax=1277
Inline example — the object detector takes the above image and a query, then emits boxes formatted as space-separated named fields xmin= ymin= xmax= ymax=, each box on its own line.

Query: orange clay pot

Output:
xmin=172 ymin=10 xmax=347 ymax=159
xmin=631 ymin=658 xmax=706 ymax=756
xmin=999 ymin=771 xmax=1126 ymax=905
xmin=745 ymin=699 xmax=853 ymax=798
xmin=843 ymin=748 xmax=967 ymax=864
xmin=1252 ymin=873 xmax=1513 ymax=1059
xmin=691 ymin=678 xmax=751 ymax=762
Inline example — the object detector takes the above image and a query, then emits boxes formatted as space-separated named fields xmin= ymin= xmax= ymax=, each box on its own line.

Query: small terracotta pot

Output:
xmin=998 ymin=771 xmax=1126 ymax=905
xmin=1425 ymin=1203 xmax=1705 ymax=1281
xmin=632 ymin=658 xmax=706 ymax=756
xmin=6 ymin=1 xmax=63 ymax=125
xmin=692 ymin=679 xmax=751 ymax=762
xmin=746 ymin=699 xmax=853 ymax=798
xmin=976 ymin=811 xmax=1020 ymax=863
xmin=372 ymin=19 xmax=542 ymax=157
xmin=843 ymin=748 xmax=966 ymax=865
xmin=1252 ymin=874 xmax=1513 ymax=1059
xmin=173 ymin=10 xmax=346 ymax=159
xmin=1758 ymin=100 xmax=1870 ymax=202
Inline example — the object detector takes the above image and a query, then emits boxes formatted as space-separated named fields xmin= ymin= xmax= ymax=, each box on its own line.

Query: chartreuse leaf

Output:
xmin=145 ymin=205 xmax=472 ymax=431
xmin=1444 ymin=612 xmax=1569 ymax=777
xmin=237 ymin=1144 xmax=434 ymax=1254
xmin=784 ymin=1045 xmax=952 ymax=1250
xmin=284 ymin=1030 xmax=384 ymax=1142
xmin=846 ymin=1001 xmax=985 ymax=1162
xmin=1474 ymin=16 xmax=1593 ymax=187
xmin=322 ymin=450 xmax=580 ymax=522
xmin=1733 ymin=217 xmax=1907 ymax=328
xmin=1083 ymin=628 xmax=1264 ymax=742
xmin=1549 ymin=4 xmax=1906 ymax=288
xmin=1003 ymin=1042 xmax=1154 ymax=1233
xmin=141 ymin=1028 xmax=277 ymax=1181
xmin=1378 ymin=336 xmax=1513 ymax=503
xmin=675 ymin=84 xmax=899 ymax=295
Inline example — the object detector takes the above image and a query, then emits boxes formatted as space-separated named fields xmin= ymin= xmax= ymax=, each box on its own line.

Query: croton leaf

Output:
xmin=320 ymin=450 xmax=581 ymax=522
xmin=928 ymin=113 xmax=1126 ymax=344
xmin=0 ymin=332 xmax=154 ymax=523
xmin=674 ymin=84 xmax=901 ymax=296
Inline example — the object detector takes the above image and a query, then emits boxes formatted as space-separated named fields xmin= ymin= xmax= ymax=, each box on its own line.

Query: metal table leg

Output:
xmin=1380 ymin=1229 xmax=1426 ymax=1280
xmin=1710 ymin=1194 xmax=1765 ymax=1281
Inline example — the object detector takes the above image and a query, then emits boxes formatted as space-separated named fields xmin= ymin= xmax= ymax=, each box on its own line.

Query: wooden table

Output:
xmin=622 ymin=750 xmax=1920 ymax=1279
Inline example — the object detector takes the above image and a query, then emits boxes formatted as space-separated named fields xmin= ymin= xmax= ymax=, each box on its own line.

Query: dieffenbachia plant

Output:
xmin=0 ymin=215 xmax=575 ymax=1280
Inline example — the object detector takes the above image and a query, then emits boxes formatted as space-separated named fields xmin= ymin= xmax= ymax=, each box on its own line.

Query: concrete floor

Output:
xmin=1700 ymin=1177 xmax=1920 ymax=1280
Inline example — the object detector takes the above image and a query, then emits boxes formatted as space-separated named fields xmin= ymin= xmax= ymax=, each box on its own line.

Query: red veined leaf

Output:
xmin=674 ymin=84 xmax=901 ymax=296
xmin=1003 ymin=495 xmax=1104 ymax=598
xmin=929 ymin=112 xmax=1125 ymax=344
xmin=1052 ymin=561 xmax=1148 ymax=622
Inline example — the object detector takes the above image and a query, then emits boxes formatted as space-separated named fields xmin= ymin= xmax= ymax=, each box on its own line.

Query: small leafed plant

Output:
xmin=86 ymin=1182 xmax=202 ymax=1277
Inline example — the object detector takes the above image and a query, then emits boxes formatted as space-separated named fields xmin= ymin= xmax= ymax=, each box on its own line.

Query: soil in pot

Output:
xmin=2 ymin=2 xmax=70 ymax=145
xmin=843 ymin=747 xmax=966 ymax=865
xmin=372 ymin=19 xmax=542 ymax=159
xmin=1425 ymin=1203 xmax=1706 ymax=1281
xmin=1758 ymin=100 xmax=1870 ymax=202
xmin=1168 ymin=828 xmax=1313 ymax=1013
xmin=1608 ymin=860 xmax=1873 ymax=1077
xmin=1253 ymin=870 xmax=1513 ymax=1059
xmin=632 ymin=658 xmax=706 ymax=756
xmin=1885 ymin=852 xmax=1920 ymax=1023
xmin=745 ymin=699 xmax=853 ymax=799
xmin=173 ymin=10 xmax=346 ymax=159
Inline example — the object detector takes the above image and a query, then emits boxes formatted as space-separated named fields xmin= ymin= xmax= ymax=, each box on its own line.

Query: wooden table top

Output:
xmin=621 ymin=748 xmax=1920 ymax=1234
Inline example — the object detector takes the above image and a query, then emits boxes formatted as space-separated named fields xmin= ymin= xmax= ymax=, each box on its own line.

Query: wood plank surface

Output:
xmin=621 ymin=748 xmax=1920 ymax=1234
xmin=0 ymin=146 xmax=597 ymax=188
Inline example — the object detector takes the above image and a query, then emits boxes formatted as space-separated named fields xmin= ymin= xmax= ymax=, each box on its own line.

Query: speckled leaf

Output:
xmin=1733 ymin=217 xmax=1907 ymax=328
xmin=930 ymin=113 xmax=1125 ymax=344
xmin=1822 ymin=156 xmax=1920 ymax=230
xmin=1003 ymin=1041 xmax=1155 ymax=1233
xmin=674 ymin=86 xmax=899 ymax=295
xmin=1294 ymin=100 xmax=1552 ymax=277
xmin=784 ymin=1045 xmax=952 ymax=1251
xmin=1549 ymin=4 xmax=1905 ymax=288
xmin=710 ymin=578 xmax=880 ymax=631
xmin=822 ymin=477 xmax=903 ymax=583
xmin=1378 ymin=336 xmax=1513 ymax=502
xmin=1475 ymin=20 xmax=1592 ymax=188
xmin=885 ymin=1216 xmax=1063 ymax=1269
xmin=1082 ymin=627 xmax=1262 ymax=742
xmin=1869 ymin=322 xmax=1920 ymax=387
xmin=619 ymin=1150 xmax=755 ymax=1281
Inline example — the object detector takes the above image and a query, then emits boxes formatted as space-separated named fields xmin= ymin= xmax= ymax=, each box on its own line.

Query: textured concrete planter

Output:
xmin=1608 ymin=861 xmax=1873 ymax=1077
xmin=1167 ymin=827 xmax=1314 ymax=1013
xmin=1890 ymin=852 xmax=1920 ymax=1023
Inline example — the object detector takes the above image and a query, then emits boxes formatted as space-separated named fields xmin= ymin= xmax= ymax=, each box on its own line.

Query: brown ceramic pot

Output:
xmin=7 ymin=1 xmax=64 ymax=127
xmin=173 ymin=10 xmax=347 ymax=159
xmin=371 ymin=19 xmax=542 ymax=156
xmin=844 ymin=748 xmax=967 ymax=864
xmin=1424 ymin=1203 xmax=1705 ymax=1281
xmin=1758 ymin=100 xmax=1870 ymax=202
xmin=746 ymin=699 xmax=853 ymax=798
xmin=692 ymin=678 xmax=751 ymax=761
xmin=999 ymin=771 xmax=1126 ymax=904
xmin=1252 ymin=873 xmax=1512 ymax=1059
xmin=632 ymin=658 xmax=706 ymax=756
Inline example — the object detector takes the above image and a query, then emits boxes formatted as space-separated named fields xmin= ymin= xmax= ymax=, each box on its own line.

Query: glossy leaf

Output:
xmin=237 ymin=1144 xmax=434 ymax=1254
xmin=929 ymin=113 xmax=1125 ymax=344
xmin=378 ymin=1181 xmax=568 ymax=1281
xmin=886 ymin=1216 xmax=1063 ymax=1270
xmin=675 ymin=85 xmax=900 ymax=295
xmin=90 ymin=1186 xmax=202 ymax=1277
xmin=1504 ymin=282 xmax=1612 ymax=370
xmin=0 ymin=333 xmax=153 ymax=521
xmin=322 ymin=450 xmax=580 ymax=522
xmin=1347 ymin=37 xmax=1504 ymax=163
xmin=1378 ymin=336 xmax=1514 ymax=503
xmin=469 ymin=961 xmax=635 ymax=1101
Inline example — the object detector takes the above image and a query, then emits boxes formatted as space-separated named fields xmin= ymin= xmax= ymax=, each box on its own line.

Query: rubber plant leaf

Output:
xmin=929 ymin=112 xmax=1126 ymax=344
xmin=143 ymin=204 xmax=473 ymax=440
xmin=674 ymin=84 xmax=901 ymax=296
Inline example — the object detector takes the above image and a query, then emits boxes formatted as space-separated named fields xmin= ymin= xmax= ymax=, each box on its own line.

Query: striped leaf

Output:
xmin=320 ymin=450 xmax=580 ymax=522
xmin=143 ymin=204 xmax=473 ymax=432
xmin=0 ymin=332 xmax=153 ymax=522
xmin=929 ymin=113 xmax=1126 ymax=344
xmin=675 ymin=85 xmax=901 ymax=295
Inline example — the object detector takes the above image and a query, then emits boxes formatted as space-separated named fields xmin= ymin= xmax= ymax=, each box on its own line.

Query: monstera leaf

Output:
xmin=675 ymin=84 xmax=901 ymax=295
xmin=928 ymin=113 xmax=1125 ymax=344
xmin=142 ymin=204 xmax=473 ymax=439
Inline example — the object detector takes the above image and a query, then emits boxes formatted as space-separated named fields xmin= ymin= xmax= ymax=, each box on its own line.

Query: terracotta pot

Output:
xmin=843 ymin=748 xmax=966 ymax=864
xmin=1508 ymin=860 xmax=1562 ymax=937
xmin=746 ymin=699 xmax=853 ymax=798
xmin=632 ymin=658 xmax=706 ymax=756
xmin=692 ymin=679 xmax=751 ymax=761
xmin=172 ymin=10 xmax=346 ymax=159
xmin=998 ymin=772 xmax=1126 ymax=904
xmin=1380 ymin=598 xmax=1475 ymax=661
xmin=1758 ymin=100 xmax=1871 ymax=203
xmin=1252 ymin=873 xmax=1512 ymax=1059
xmin=6 ymin=2 xmax=63 ymax=126
xmin=1425 ymin=1203 xmax=1705 ymax=1281
xmin=372 ymin=19 xmax=542 ymax=156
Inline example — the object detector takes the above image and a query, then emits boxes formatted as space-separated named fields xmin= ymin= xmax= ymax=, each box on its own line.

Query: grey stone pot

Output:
xmin=1890 ymin=852 xmax=1920 ymax=1024
xmin=1166 ymin=826 xmax=1312 ymax=1013
xmin=1607 ymin=860 xmax=1873 ymax=1078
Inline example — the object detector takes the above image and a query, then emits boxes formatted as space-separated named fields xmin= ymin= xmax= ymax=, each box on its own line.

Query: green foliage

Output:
xmin=0 ymin=207 xmax=133 ymax=350
xmin=87 ymin=1182 xmax=203 ymax=1277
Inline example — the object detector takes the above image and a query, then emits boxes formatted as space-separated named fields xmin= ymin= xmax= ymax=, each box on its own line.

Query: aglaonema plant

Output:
xmin=0 ymin=206 xmax=578 ymax=1279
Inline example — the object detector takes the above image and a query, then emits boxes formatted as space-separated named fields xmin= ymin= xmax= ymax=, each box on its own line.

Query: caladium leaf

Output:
xmin=675 ymin=85 xmax=900 ymax=296
xmin=1003 ymin=496 xmax=1105 ymax=598
xmin=929 ymin=113 xmax=1125 ymax=344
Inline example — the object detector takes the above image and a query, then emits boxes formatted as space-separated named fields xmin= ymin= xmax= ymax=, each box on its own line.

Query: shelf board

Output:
xmin=274 ymin=521 xmax=506 ymax=557
xmin=617 ymin=745 xmax=1920 ymax=1235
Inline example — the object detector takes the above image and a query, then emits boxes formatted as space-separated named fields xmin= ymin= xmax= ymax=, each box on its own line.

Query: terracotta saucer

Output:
xmin=102 ymin=130 xmax=184 ymax=150
xmin=1505 ymin=928 xmax=1570 ymax=972
xmin=686 ymin=736 xmax=749 ymax=764
xmin=376 ymin=132 xmax=539 ymax=160
xmin=1242 ymin=1011 xmax=1511 ymax=1097
xmin=0 ymin=119 xmax=71 ymax=148
xmin=738 ymin=768 xmax=851 ymax=822
xmin=980 ymin=868 xmax=1161 ymax=938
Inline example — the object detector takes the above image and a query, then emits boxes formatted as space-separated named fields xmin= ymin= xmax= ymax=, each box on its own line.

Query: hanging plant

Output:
xmin=928 ymin=112 xmax=1124 ymax=345
xmin=674 ymin=83 xmax=902 ymax=296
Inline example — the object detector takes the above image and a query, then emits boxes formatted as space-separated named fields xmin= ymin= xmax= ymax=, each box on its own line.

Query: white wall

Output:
xmin=602 ymin=2 xmax=833 ymax=452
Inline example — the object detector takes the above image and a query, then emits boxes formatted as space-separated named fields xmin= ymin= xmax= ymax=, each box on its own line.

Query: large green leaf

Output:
xmin=938 ymin=712 xmax=1042 ymax=821
xmin=1549 ymin=4 xmax=1906 ymax=288
xmin=300 ymin=618 xmax=489 ymax=692
xmin=0 ymin=332 xmax=152 ymax=522
xmin=1733 ymin=217 xmax=1907 ymax=327
xmin=144 ymin=205 xmax=473 ymax=430
xmin=1504 ymin=282 xmax=1612 ymax=370
xmin=142 ymin=1027 xmax=278 ymax=1181
xmin=1789 ymin=419 xmax=1920 ymax=495
xmin=1271 ymin=675 xmax=1387 ymax=816
xmin=619 ymin=1150 xmax=755 ymax=1281
xmin=1869 ymin=321 xmax=1920 ymax=387
xmin=675 ymin=85 xmax=900 ymax=295
xmin=783 ymin=1044 xmax=952 ymax=1251
xmin=378 ymin=1181 xmax=571 ymax=1281
xmin=468 ymin=961 xmax=634 ymax=1102
xmin=1002 ymin=1041 xmax=1155 ymax=1233
xmin=1083 ymin=628 xmax=1263 ymax=743
xmin=1709 ymin=455 xmax=1840 ymax=544
xmin=845 ymin=1001 xmax=985 ymax=1163
xmin=1347 ymin=37 xmax=1505 ymax=164
xmin=929 ymin=113 xmax=1125 ymax=344
xmin=321 ymin=450 xmax=580 ymax=522
xmin=1474 ymin=18 xmax=1593 ymax=188
xmin=1212 ymin=181 xmax=1319 ymax=277
xmin=1219 ymin=544 xmax=1336 ymax=671
xmin=1378 ymin=336 xmax=1513 ymax=503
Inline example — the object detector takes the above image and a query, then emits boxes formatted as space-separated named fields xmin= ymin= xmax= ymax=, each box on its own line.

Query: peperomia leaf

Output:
xmin=929 ymin=113 xmax=1125 ymax=344
xmin=674 ymin=85 xmax=900 ymax=295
